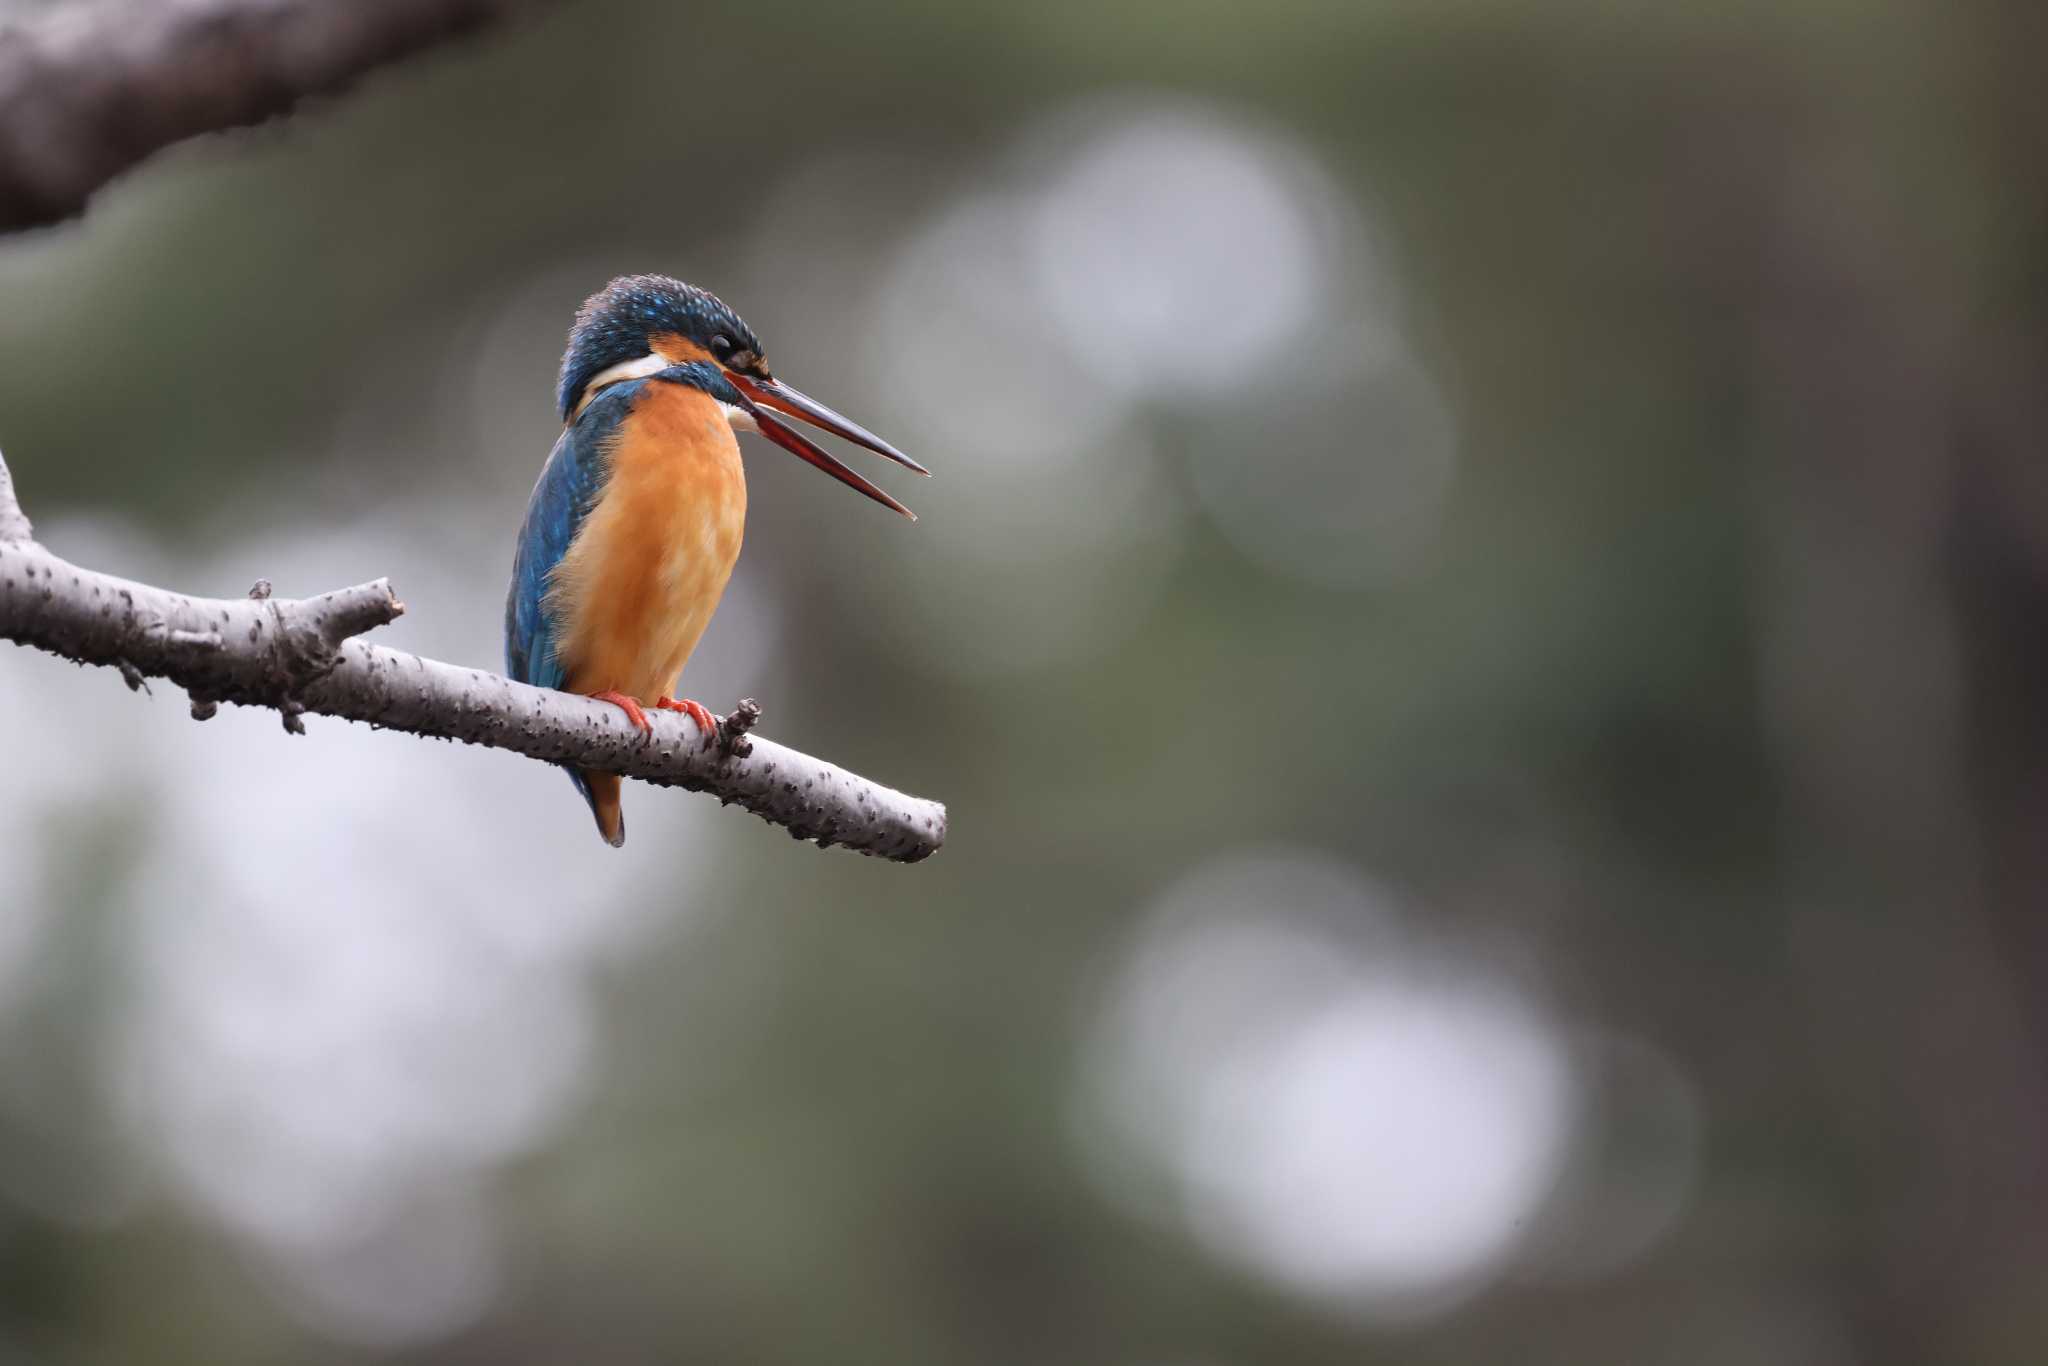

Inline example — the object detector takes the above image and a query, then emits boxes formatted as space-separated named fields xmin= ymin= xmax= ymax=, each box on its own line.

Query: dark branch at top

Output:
xmin=0 ymin=0 xmax=558 ymax=233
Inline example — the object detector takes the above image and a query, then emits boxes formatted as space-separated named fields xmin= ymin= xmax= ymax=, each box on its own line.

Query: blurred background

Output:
xmin=2 ymin=0 xmax=2046 ymax=1360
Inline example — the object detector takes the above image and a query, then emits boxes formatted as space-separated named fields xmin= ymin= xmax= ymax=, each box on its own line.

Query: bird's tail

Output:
xmin=568 ymin=766 xmax=625 ymax=847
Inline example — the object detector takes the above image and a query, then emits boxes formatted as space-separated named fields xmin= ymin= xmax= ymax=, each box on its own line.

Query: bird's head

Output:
xmin=558 ymin=274 xmax=925 ymax=517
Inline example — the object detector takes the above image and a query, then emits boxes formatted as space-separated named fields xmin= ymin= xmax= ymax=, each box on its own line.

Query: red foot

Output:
xmin=587 ymin=689 xmax=653 ymax=738
xmin=656 ymin=696 xmax=719 ymax=741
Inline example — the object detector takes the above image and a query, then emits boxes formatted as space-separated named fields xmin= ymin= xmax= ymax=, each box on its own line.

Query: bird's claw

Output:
xmin=587 ymin=689 xmax=654 ymax=739
xmin=656 ymin=696 xmax=719 ymax=745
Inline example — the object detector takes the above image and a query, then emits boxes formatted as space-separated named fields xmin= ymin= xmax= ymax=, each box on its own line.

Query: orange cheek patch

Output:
xmin=649 ymin=332 xmax=716 ymax=366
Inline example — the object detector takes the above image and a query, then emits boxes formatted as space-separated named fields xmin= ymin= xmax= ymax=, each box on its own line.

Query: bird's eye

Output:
xmin=711 ymin=334 xmax=734 ymax=356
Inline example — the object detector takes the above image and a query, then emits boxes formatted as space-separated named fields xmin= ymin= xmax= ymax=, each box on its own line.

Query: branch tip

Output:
xmin=0 ymin=447 xmax=33 ymax=544
xmin=721 ymin=697 xmax=763 ymax=757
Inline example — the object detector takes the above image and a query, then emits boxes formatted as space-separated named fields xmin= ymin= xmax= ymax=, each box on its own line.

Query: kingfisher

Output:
xmin=505 ymin=274 xmax=924 ymax=846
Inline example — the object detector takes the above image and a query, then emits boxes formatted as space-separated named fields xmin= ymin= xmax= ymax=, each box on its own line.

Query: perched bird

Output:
xmin=505 ymin=275 xmax=924 ymax=845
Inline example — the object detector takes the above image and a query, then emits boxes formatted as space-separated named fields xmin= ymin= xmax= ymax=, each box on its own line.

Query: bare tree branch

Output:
xmin=0 ymin=448 xmax=948 ymax=863
xmin=0 ymin=0 xmax=559 ymax=232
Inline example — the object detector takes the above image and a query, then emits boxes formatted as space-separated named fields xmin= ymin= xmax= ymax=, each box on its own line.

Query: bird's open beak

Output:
xmin=729 ymin=380 xmax=919 ymax=520
xmin=728 ymin=374 xmax=930 ymax=477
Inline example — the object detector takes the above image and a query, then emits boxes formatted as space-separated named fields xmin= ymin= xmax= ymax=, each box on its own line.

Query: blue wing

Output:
xmin=505 ymin=388 xmax=644 ymax=831
xmin=503 ymin=388 xmax=638 ymax=691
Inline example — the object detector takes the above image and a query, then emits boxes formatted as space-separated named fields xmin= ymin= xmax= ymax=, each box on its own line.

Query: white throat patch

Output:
xmin=569 ymin=352 xmax=672 ymax=421
xmin=569 ymin=351 xmax=758 ymax=436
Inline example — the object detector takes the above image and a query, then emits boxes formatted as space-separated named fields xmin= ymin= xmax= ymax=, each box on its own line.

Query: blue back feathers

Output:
xmin=502 ymin=400 xmax=616 ymax=694
xmin=555 ymin=274 xmax=762 ymax=421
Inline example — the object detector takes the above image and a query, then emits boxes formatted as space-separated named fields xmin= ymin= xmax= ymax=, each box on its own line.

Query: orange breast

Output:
xmin=548 ymin=382 xmax=748 ymax=702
